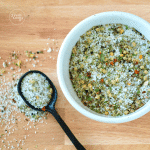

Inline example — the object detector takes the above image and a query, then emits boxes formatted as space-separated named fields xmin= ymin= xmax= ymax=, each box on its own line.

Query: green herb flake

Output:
xmin=95 ymin=89 xmax=99 ymax=92
xmin=79 ymin=75 xmax=82 ymax=79
xmin=119 ymin=49 xmax=123 ymax=53
xmin=108 ymin=72 xmax=111 ymax=76
xmin=118 ymin=56 xmax=123 ymax=60
xmin=125 ymin=25 xmax=128 ymax=30
xmin=109 ymin=87 xmax=112 ymax=91
xmin=137 ymin=90 xmax=140 ymax=94
xmin=87 ymin=97 xmax=92 ymax=101
xmin=32 ymin=115 xmax=36 ymax=118
xmin=132 ymin=54 xmax=137 ymax=56
xmin=114 ymin=104 xmax=118 ymax=110
xmin=47 ymin=85 xmax=50 ymax=89
xmin=100 ymin=53 xmax=105 ymax=62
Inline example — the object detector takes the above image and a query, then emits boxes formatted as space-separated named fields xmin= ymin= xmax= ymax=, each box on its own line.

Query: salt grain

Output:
xmin=3 ymin=62 xmax=7 ymax=68
xmin=47 ymin=48 xmax=52 ymax=53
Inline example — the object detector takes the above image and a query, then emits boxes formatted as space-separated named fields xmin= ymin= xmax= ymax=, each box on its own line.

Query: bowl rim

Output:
xmin=57 ymin=11 xmax=150 ymax=123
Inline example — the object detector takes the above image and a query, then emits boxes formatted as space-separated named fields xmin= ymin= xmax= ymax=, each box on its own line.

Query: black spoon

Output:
xmin=17 ymin=70 xmax=86 ymax=150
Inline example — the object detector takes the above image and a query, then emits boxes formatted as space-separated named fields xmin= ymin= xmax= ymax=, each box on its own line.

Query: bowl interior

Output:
xmin=57 ymin=11 xmax=150 ymax=123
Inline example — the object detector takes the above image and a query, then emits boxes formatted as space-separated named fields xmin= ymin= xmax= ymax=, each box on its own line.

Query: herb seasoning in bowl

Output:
xmin=69 ymin=23 xmax=150 ymax=117
xmin=57 ymin=11 xmax=150 ymax=123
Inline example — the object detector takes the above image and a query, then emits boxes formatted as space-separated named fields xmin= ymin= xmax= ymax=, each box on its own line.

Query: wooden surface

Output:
xmin=1 ymin=0 xmax=150 ymax=150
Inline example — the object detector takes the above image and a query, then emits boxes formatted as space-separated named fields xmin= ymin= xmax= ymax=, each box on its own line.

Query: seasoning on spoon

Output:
xmin=21 ymin=73 xmax=53 ymax=109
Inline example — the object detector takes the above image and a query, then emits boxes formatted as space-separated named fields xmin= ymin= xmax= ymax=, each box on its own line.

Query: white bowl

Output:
xmin=57 ymin=11 xmax=150 ymax=123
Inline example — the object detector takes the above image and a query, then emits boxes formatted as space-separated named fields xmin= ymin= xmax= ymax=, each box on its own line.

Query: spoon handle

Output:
xmin=50 ymin=109 xmax=86 ymax=150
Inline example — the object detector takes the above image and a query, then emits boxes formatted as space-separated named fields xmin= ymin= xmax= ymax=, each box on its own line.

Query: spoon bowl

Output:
xmin=17 ymin=70 xmax=86 ymax=150
xmin=17 ymin=70 xmax=57 ymax=112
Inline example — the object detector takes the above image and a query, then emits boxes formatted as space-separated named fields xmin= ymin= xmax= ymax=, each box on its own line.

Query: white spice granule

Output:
xmin=47 ymin=48 xmax=52 ymax=53
xmin=32 ymin=64 xmax=36 ymax=67
xmin=18 ymin=69 xmax=21 ymax=72
xmin=3 ymin=62 xmax=7 ymax=68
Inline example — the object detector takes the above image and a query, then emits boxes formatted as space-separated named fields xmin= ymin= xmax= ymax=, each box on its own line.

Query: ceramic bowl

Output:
xmin=57 ymin=11 xmax=150 ymax=123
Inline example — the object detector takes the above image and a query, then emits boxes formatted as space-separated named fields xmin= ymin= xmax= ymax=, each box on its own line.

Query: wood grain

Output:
xmin=0 ymin=0 xmax=150 ymax=150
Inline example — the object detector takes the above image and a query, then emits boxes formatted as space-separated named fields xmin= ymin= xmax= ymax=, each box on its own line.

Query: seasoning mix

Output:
xmin=21 ymin=73 xmax=53 ymax=109
xmin=69 ymin=24 xmax=150 ymax=116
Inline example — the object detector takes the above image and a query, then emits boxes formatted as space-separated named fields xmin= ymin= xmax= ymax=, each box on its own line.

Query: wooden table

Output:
xmin=1 ymin=0 xmax=150 ymax=149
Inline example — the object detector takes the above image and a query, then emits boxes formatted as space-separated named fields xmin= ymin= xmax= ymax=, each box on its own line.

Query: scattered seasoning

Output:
xmin=69 ymin=23 xmax=150 ymax=116
xmin=37 ymin=51 xmax=43 ymax=54
xmin=12 ymin=99 xmax=16 ymax=103
xmin=17 ymin=60 xmax=21 ymax=67
xmin=3 ymin=62 xmax=7 ymax=68
xmin=0 ymin=39 xmax=59 ymax=149
xmin=47 ymin=48 xmax=52 ymax=53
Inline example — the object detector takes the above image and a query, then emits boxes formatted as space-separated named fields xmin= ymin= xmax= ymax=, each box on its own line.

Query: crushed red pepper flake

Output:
xmin=110 ymin=61 xmax=114 ymax=65
xmin=134 ymin=70 xmax=139 ymax=74
xmin=12 ymin=99 xmax=16 ymax=103
xmin=101 ymin=78 xmax=104 ymax=83
xmin=87 ymin=72 xmax=91 ymax=77
xmin=42 ymin=106 xmax=46 ymax=111
xmin=114 ymin=59 xmax=117 ymax=62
